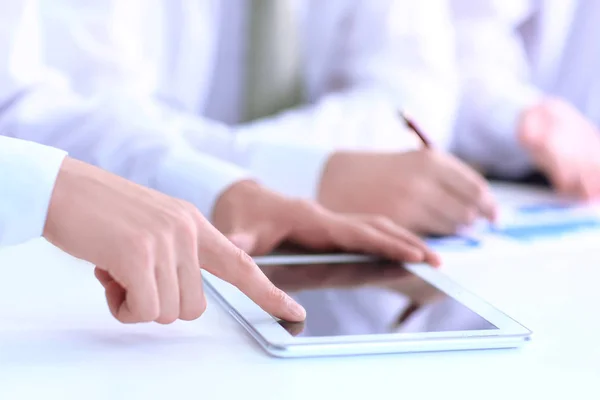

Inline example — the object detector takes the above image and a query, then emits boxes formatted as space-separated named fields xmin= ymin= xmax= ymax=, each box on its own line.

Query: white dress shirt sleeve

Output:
xmin=233 ymin=0 xmax=459 ymax=152
xmin=0 ymin=82 xmax=252 ymax=220
xmin=0 ymin=1 xmax=337 ymax=214
xmin=0 ymin=0 xmax=460 ymax=211
xmin=0 ymin=2 xmax=252 ymax=220
xmin=450 ymin=0 xmax=544 ymax=177
xmin=0 ymin=137 xmax=66 ymax=246
xmin=208 ymin=0 xmax=461 ymax=197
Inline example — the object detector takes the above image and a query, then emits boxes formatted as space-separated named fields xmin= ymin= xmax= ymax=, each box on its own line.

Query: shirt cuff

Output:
xmin=243 ymin=141 xmax=333 ymax=200
xmin=488 ymin=85 xmax=543 ymax=176
xmin=0 ymin=137 xmax=66 ymax=246
xmin=152 ymin=147 xmax=251 ymax=220
xmin=488 ymin=84 xmax=543 ymax=146
xmin=457 ymin=83 xmax=544 ymax=178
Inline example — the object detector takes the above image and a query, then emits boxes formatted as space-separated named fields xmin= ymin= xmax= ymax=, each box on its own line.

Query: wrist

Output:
xmin=43 ymin=157 xmax=77 ymax=243
xmin=318 ymin=151 xmax=371 ymax=210
xmin=317 ymin=152 xmax=344 ymax=206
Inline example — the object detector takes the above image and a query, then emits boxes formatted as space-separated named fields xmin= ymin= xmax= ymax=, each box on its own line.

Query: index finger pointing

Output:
xmin=199 ymin=232 xmax=306 ymax=322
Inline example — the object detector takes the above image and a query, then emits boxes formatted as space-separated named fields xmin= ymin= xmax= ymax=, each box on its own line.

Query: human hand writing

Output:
xmin=519 ymin=97 xmax=600 ymax=199
xmin=318 ymin=150 xmax=496 ymax=236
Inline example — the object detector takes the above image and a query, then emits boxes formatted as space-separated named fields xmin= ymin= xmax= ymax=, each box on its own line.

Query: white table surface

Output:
xmin=1 ymin=184 xmax=600 ymax=399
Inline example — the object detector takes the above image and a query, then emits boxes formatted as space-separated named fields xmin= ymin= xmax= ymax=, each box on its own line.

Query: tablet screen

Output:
xmin=259 ymin=261 xmax=498 ymax=338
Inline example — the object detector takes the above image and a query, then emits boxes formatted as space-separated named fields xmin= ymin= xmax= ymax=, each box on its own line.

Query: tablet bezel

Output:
xmin=202 ymin=255 xmax=531 ymax=356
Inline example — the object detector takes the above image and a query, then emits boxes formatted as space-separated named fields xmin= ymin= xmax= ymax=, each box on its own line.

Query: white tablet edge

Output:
xmin=202 ymin=260 xmax=531 ymax=352
xmin=252 ymin=253 xmax=380 ymax=265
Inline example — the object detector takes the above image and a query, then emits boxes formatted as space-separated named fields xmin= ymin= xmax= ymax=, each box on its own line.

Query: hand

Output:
xmin=317 ymin=150 xmax=496 ymax=236
xmin=519 ymin=97 xmax=600 ymax=199
xmin=212 ymin=180 xmax=440 ymax=266
xmin=43 ymin=158 xmax=306 ymax=323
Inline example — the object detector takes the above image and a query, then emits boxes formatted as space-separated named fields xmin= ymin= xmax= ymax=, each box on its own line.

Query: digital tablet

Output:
xmin=203 ymin=255 xmax=531 ymax=358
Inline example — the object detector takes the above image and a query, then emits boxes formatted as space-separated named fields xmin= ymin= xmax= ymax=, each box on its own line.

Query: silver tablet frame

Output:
xmin=203 ymin=255 xmax=532 ymax=358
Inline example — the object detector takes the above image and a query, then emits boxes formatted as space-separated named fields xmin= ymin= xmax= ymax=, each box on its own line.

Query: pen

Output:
xmin=399 ymin=110 xmax=432 ymax=148
xmin=399 ymin=110 xmax=488 ymax=240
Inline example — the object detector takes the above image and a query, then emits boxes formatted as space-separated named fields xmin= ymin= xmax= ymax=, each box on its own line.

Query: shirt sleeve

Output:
xmin=0 ymin=137 xmax=66 ymax=246
xmin=0 ymin=1 xmax=250 ymax=220
xmin=449 ymin=0 xmax=544 ymax=177
xmin=192 ymin=0 xmax=461 ymax=197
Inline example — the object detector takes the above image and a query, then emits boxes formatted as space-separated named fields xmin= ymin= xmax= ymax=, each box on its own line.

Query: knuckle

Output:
xmin=125 ymin=231 xmax=155 ymax=267
xmin=234 ymin=246 xmax=255 ymax=269
xmin=189 ymin=204 xmax=209 ymax=226
xmin=171 ymin=205 xmax=198 ymax=238
xmin=228 ymin=246 xmax=257 ymax=282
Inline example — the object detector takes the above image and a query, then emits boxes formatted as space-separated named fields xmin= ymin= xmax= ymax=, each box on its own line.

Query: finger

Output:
xmin=581 ymin=165 xmax=600 ymax=200
xmin=95 ymin=268 xmax=128 ymax=320
xmin=176 ymin=234 xmax=207 ymax=321
xmin=199 ymin=225 xmax=306 ymax=322
xmin=104 ymin=279 xmax=127 ymax=321
xmin=154 ymin=245 xmax=180 ymax=325
xmin=177 ymin=264 xmax=207 ymax=321
xmin=416 ymin=197 xmax=467 ymax=236
xmin=366 ymin=217 xmax=442 ymax=267
xmin=533 ymin=145 xmax=578 ymax=196
xmin=430 ymin=183 xmax=479 ymax=228
xmin=94 ymin=267 xmax=114 ymax=288
xmin=438 ymin=157 xmax=496 ymax=220
xmin=329 ymin=215 xmax=426 ymax=263
xmin=111 ymin=258 xmax=160 ymax=324
xmin=550 ymin=163 xmax=580 ymax=197
xmin=575 ymin=161 xmax=600 ymax=201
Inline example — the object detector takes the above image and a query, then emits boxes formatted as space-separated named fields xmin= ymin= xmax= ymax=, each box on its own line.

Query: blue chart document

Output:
xmin=427 ymin=201 xmax=600 ymax=250
xmin=491 ymin=202 xmax=600 ymax=241
xmin=426 ymin=235 xmax=481 ymax=250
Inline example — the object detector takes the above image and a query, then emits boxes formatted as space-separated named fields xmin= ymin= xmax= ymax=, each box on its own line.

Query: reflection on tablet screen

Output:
xmin=259 ymin=261 xmax=497 ymax=337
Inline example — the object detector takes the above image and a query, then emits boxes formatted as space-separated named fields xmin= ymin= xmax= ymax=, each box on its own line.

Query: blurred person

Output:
xmin=0 ymin=0 xmax=495 ymax=236
xmin=450 ymin=0 xmax=600 ymax=199
xmin=0 ymin=135 xmax=440 ymax=325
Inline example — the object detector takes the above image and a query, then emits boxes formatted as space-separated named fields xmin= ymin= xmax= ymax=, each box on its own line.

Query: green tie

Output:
xmin=243 ymin=0 xmax=303 ymax=122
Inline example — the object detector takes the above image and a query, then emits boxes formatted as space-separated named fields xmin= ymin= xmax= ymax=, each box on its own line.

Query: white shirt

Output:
xmin=450 ymin=0 xmax=600 ymax=177
xmin=0 ymin=0 xmax=458 ymax=219
xmin=0 ymin=137 xmax=65 ymax=246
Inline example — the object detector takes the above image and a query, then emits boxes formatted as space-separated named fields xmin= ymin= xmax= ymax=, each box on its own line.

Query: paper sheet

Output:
xmin=427 ymin=184 xmax=600 ymax=252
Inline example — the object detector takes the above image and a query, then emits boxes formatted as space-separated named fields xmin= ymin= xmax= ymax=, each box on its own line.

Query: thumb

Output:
xmin=227 ymin=232 xmax=258 ymax=254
